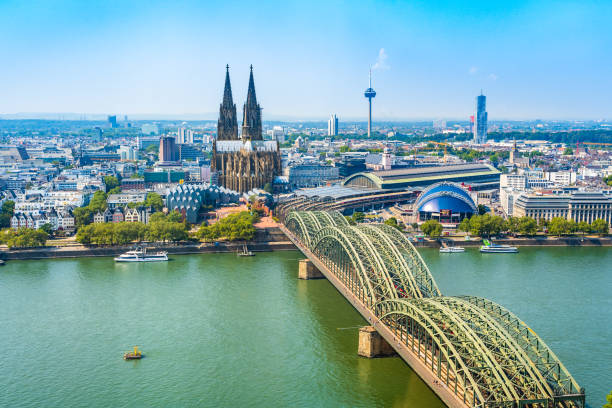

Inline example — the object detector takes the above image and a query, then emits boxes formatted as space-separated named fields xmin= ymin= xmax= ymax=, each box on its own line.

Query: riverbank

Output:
xmin=412 ymin=236 xmax=612 ymax=248
xmin=0 ymin=227 xmax=297 ymax=261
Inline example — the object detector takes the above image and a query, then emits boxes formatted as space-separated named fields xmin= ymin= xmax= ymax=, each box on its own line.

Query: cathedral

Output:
xmin=212 ymin=65 xmax=281 ymax=193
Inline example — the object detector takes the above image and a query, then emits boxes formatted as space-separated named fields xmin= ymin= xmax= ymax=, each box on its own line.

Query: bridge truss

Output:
xmin=282 ymin=209 xmax=585 ymax=408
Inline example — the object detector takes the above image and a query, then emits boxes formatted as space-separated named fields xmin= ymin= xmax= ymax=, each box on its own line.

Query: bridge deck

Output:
xmin=280 ymin=225 xmax=469 ymax=408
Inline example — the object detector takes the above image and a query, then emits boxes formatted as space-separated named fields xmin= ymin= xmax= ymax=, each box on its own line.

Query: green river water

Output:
xmin=0 ymin=247 xmax=610 ymax=407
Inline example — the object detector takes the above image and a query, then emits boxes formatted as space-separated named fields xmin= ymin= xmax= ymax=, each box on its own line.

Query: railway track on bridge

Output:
xmin=277 ymin=209 xmax=585 ymax=408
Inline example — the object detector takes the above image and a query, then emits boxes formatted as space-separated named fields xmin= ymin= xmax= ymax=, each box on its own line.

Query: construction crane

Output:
xmin=427 ymin=141 xmax=451 ymax=163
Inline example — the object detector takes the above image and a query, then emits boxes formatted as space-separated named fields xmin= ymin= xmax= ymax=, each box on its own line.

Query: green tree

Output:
xmin=1 ymin=200 xmax=15 ymax=215
xmin=563 ymin=147 xmax=574 ymax=155
xmin=339 ymin=145 xmax=351 ymax=153
xmin=517 ymin=217 xmax=537 ymax=236
xmin=477 ymin=204 xmax=487 ymax=215
xmin=88 ymin=190 xmax=108 ymax=213
xmin=576 ymin=221 xmax=591 ymax=235
xmin=0 ymin=200 xmax=15 ymax=228
xmin=458 ymin=217 xmax=471 ymax=234
xmin=73 ymin=207 xmax=93 ymax=228
xmin=421 ymin=220 xmax=443 ymax=238
xmin=144 ymin=192 xmax=164 ymax=211
xmin=263 ymin=182 xmax=273 ymax=194
xmin=603 ymin=390 xmax=612 ymax=408
xmin=384 ymin=217 xmax=404 ymax=231
xmin=591 ymin=219 xmax=609 ymax=235
xmin=166 ymin=210 xmax=183 ymax=223
xmin=103 ymin=175 xmax=120 ymax=192
xmin=505 ymin=217 xmax=520 ymax=235
xmin=351 ymin=212 xmax=365 ymax=223
xmin=548 ymin=217 xmax=569 ymax=236
xmin=2 ymin=228 xmax=48 ymax=248
xmin=39 ymin=223 xmax=54 ymax=236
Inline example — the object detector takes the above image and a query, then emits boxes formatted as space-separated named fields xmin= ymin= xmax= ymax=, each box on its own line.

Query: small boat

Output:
xmin=114 ymin=246 xmax=168 ymax=262
xmin=480 ymin=239 xmax=518 ymax=253
xmin=440 ymin=247 xmax=465 ymax=253
xmin=0 ymin=260 xmax=5 ymax=266
xmin=124 ymin=346 xmax=143 ymax=360
xmin=237 ymin=244 xmax=254 ymax=257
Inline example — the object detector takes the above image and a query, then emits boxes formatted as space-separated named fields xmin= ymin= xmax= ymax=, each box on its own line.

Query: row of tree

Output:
xmin=196 ymin=211 xmax=258 ymax=242
xmin=76 ymin=211 xmax=189 ymax=245
xmin=0 ymin=227 xmax=48 ymax=248
xmin=418 ymin=214 xmax=610 ymax=238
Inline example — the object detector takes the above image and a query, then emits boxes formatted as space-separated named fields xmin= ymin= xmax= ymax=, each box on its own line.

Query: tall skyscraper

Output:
xmin=177 ymin=127 xmax=194 ymax=144
xmin=108 ymin=115 xmax=117 ymax=128
xmin=159 ymin=136 xmax=178 ymax=163
xmin=328 ymin=114 xmax=338 ymax=136
xmin=473 ymin=93 xmax=488 ymax=144
xmin=364 ymin=69 xmax=376 ymax=138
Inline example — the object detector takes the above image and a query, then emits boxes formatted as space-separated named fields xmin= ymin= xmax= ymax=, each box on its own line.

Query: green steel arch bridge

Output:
xmin=278 ymin=209 xmax=585 ymax=408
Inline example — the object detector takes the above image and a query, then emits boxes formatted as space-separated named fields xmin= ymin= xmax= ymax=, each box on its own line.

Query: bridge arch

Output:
xmin=376 ymin=298 xmax=584 ymax=408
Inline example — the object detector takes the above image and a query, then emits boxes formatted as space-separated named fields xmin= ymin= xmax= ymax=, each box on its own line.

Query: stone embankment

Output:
xmin=0 ymin=228 xmax=296 ymax=261
xmin=412 ymin=236 xmax=612 ymax=248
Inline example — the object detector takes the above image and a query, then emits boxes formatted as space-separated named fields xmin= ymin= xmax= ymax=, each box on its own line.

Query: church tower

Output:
xmin=241 ymin=65 xmax=263 ymax=141
xmin=217 ymin=65 xmax=238 ymax=141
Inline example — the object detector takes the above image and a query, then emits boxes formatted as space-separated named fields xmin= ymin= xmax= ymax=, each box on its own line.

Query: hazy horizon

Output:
xmin=1 ymin=0 xmax=611 ymax=120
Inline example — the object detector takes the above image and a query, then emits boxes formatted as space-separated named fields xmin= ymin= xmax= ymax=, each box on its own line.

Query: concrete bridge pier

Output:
xmin=358 ymin=326 xmax=396 ymax=358
xmin=298 ymin=259 xmax=324 ymax=280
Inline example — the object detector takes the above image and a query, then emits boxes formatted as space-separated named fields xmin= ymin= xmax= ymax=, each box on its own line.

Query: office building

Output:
xmin=108 ymin=115 xmax=117 ymax=128
xmin=513 ymin=191 xmax=612 ymax=224
xmin=328 ymin=114 xmax=338 ymax=136
xmin=177 ymin=127 xmax=194 ymax=144
xmin=159 ymin=136 xmax=178 ymax=163
xmin=473 ymin=93 xmax=488 ymax=144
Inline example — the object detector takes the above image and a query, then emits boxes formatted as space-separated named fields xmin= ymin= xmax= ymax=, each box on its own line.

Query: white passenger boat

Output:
xmin=114 ymin=247 xmax=168 ymax=262
xmin=479 ymin=239 xmax=518 ymax=253
xmin=439 ymin=247 xmax=465 ymax=253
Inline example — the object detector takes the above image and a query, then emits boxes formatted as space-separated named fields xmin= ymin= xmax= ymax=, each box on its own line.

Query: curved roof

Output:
xmin=417 ymin=181 xmax=473 ymax=203
xmin=415 ymin=182 xmax=477 ymax=213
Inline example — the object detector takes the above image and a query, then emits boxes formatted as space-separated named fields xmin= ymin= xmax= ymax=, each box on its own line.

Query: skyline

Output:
xmin=1 ymin=0 xmax=611 ymax=120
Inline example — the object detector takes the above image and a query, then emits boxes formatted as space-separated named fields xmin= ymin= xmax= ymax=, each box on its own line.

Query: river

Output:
xmin=0 ymin=247 xmax=609 ymax=407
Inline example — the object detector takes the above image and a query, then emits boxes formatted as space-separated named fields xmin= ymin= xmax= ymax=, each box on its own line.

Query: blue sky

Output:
xmin=1 ymin=0 xmax=611 ymax=120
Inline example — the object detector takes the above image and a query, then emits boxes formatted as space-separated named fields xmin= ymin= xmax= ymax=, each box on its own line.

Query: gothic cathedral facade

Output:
xmin=211 ymin=66 xmax=281 ymax=193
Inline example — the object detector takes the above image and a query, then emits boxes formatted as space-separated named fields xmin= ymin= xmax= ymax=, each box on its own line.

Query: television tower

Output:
xmin=364 ymin=68 xmax=376 ymax=138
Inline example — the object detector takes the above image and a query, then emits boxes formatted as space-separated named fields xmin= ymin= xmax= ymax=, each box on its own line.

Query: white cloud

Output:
xmin=372 ymin=48 xmax=389 ymax=70
xmin=488 ymin=73 xmax=498 ymax=80
xmin=469 ymin=66 xmax=478 ymax=75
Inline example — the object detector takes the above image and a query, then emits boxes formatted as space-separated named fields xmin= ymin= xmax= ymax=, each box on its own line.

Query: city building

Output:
xmin=344 ymin=163 xmax=501 ymax=191
xmin=108 ymin=115 xmax=117 ymax=128
xmin=284 ymin=163 xmax=340 ymax=188
xmin=328 ymin=114 xmax=338 ymax=136
xmin=118 ymin=145 xmax=138 ymax=161
xmin=177 ymin=127 xmax=194 ymax=144
xmin=473 ymin=93 xmax=488 ymax=144
xmin=211 ymin=65 xmax=281 ymax=193
xmin=414 ymin=182 xmax=477 ymax=224
xmin=513 ymin=191 xmax=612 ymax=224
xmin=165 ymin=183 xmax=241 ymax=223
xmin=159 ymin=136 xmax=179 ymax=163
xmin=364 ymin=69 xmax=376 ymax=138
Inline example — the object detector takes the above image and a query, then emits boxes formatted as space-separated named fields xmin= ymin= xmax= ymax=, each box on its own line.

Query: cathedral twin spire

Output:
xmin=217 ymin=65 xmax=262 ymax=142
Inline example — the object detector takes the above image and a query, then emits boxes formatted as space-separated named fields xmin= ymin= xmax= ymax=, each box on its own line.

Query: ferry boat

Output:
xmin=479 ymin=239 xmax=518 ymax=253
xmin=439 ymin=247 xmax=465 ymax=253
xmin=123 ymin=346 xmax=143 ymax=360
xmin=114 ymin=247 xmax=168 ymax=262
